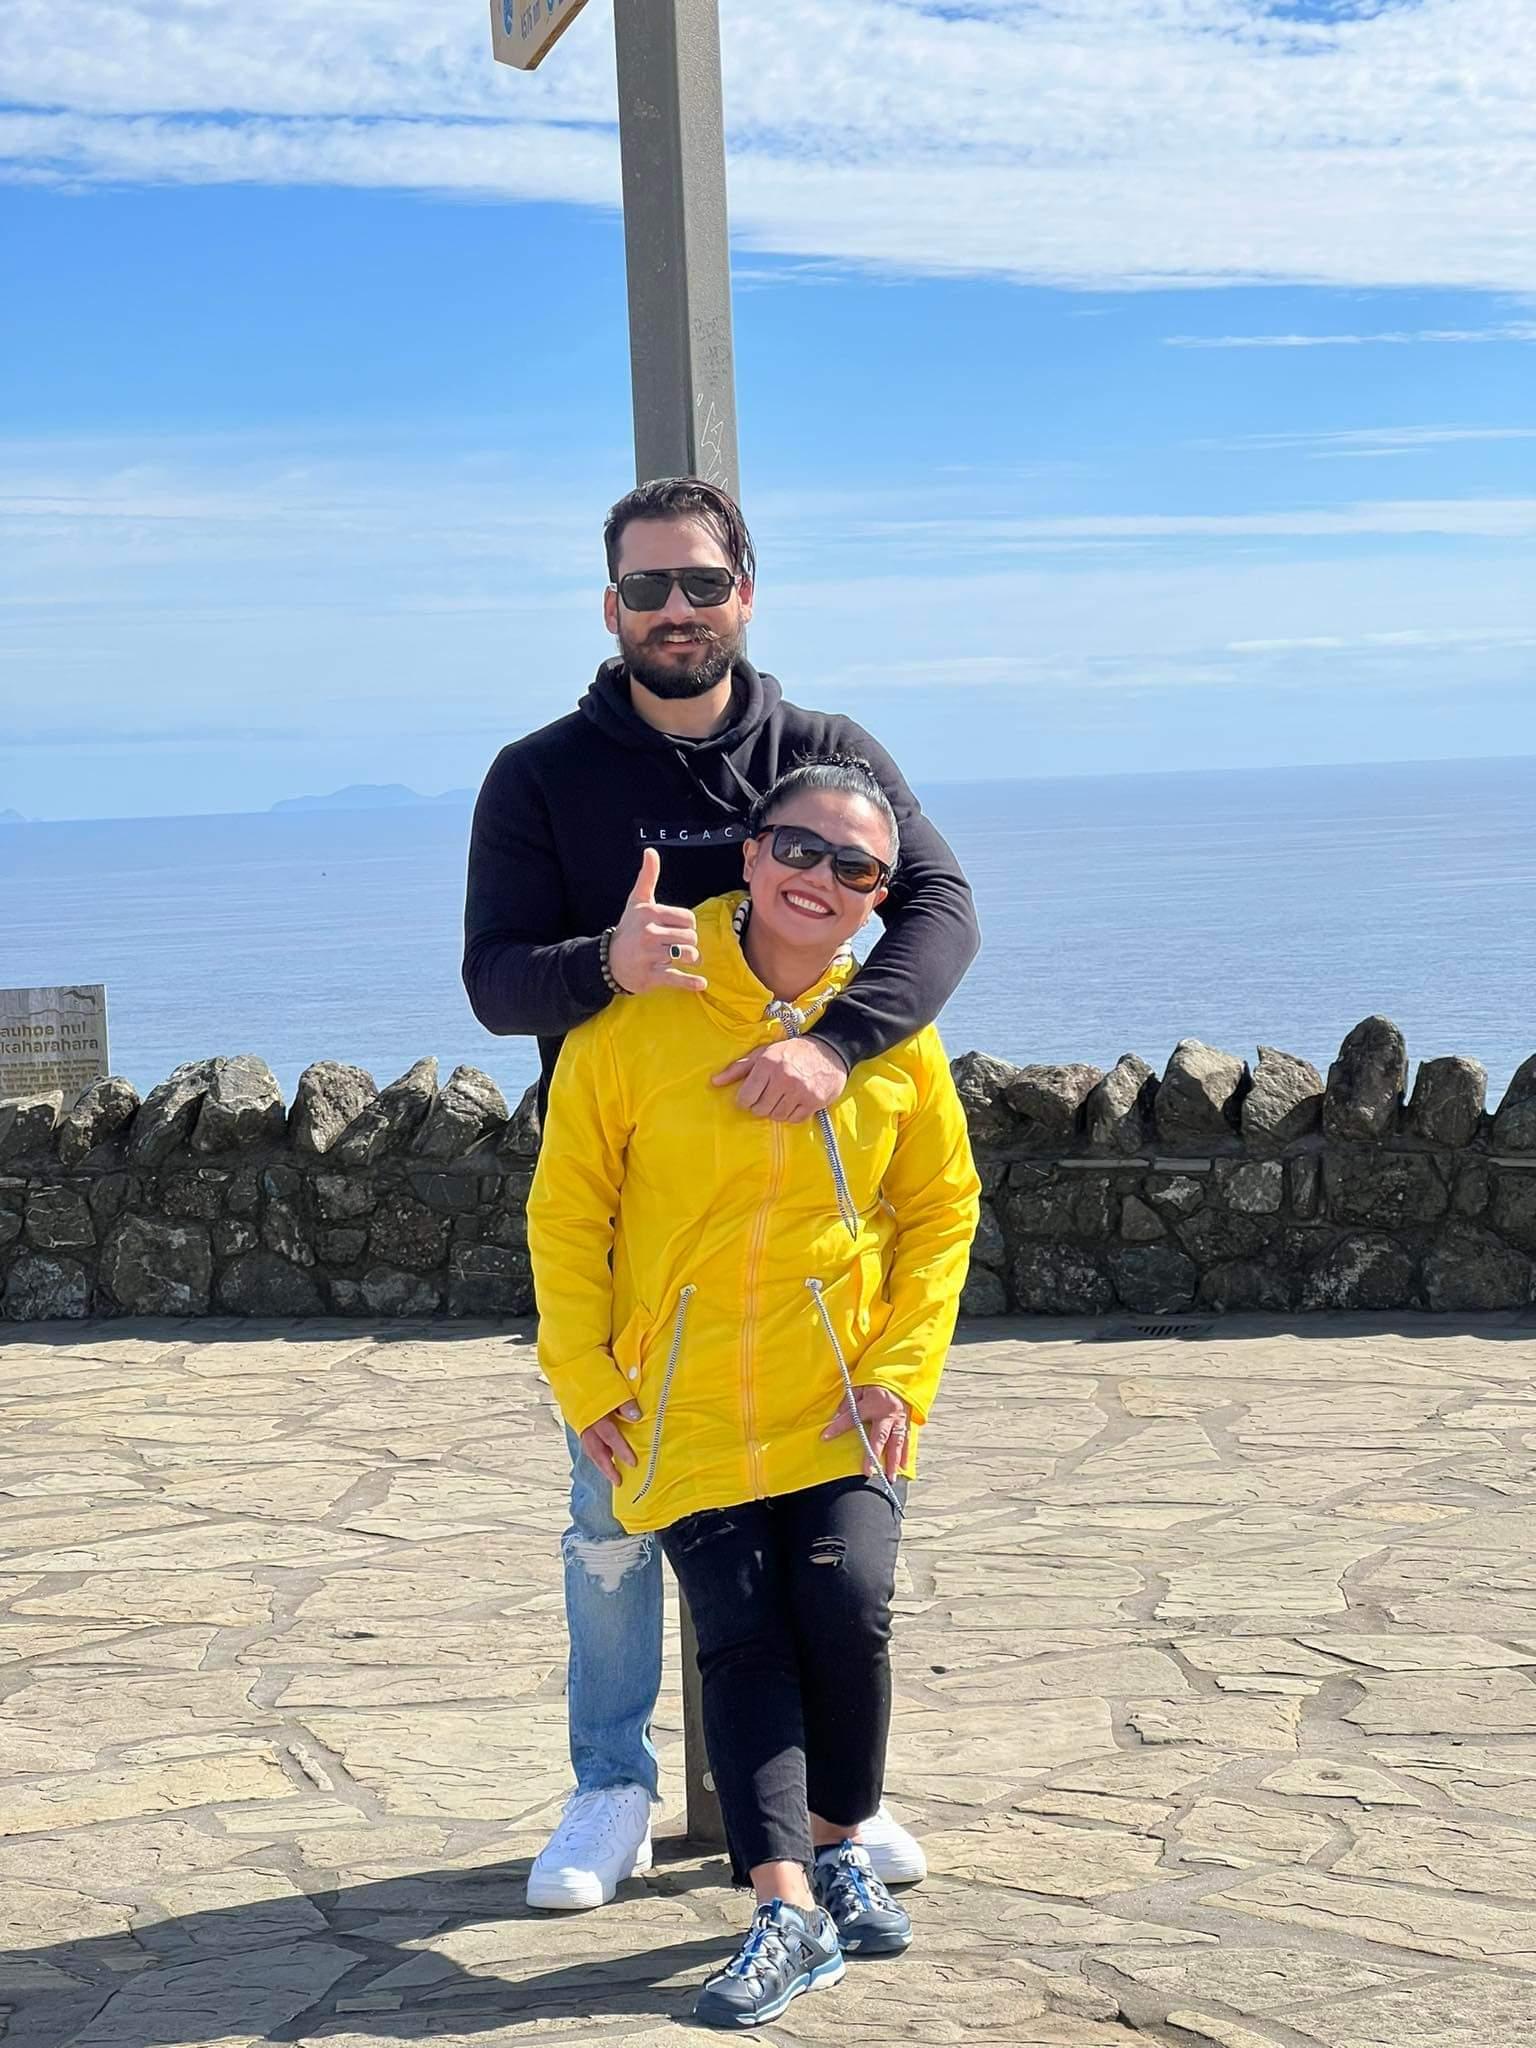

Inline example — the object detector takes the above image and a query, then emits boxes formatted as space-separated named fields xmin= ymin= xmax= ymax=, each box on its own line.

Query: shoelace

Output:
xmin=723 ymin=1913 xmax=795 ymax=1986
xmin=547 ymin=1788 xmax=626 ymax=1857
xmin=822 ymin=1850 xmax=885 ymax=1919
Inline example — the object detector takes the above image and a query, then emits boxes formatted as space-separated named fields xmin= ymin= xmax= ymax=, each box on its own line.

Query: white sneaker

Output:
xmin=526 ymin=1785 xmax=654 ymax=1911
xmin=857 ymin=1803 xmax=926 ymax=1886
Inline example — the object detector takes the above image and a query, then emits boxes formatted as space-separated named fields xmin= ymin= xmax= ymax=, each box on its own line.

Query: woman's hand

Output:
xmin=822 ymin=1384 xmax=910 ymax=1482
xmin=580 ymin=1402 xmax=642 ymax=1487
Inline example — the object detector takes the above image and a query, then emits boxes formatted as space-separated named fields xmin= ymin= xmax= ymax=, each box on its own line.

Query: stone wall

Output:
xmin=3 ymin=1019 xmax=1535 ymax=1322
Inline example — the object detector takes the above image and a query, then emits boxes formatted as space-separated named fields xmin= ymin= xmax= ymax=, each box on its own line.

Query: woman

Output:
xmin=528 ymin=755 xmax=979 ymax=2029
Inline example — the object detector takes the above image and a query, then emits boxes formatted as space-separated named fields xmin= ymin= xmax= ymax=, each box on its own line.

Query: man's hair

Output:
xmin=603 ymin=478 xmax=757 ymax=585
xmin=748 ymin=753 xmax=901 ymax=871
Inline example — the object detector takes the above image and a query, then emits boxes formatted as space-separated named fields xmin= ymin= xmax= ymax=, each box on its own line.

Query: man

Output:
xmin=463 ymin=478 xmax=980 ymax=1912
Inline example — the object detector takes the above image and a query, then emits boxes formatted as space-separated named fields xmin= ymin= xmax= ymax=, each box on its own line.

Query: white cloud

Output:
xmin=1170 ymin=323 xmax=1536 ymax=346
xmin=3 ymin=0 xmax=1536 ymax=291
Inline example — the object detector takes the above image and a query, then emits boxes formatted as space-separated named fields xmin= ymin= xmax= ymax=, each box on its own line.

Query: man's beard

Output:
xmin=621 ymin=621 xmax=741 ymax=700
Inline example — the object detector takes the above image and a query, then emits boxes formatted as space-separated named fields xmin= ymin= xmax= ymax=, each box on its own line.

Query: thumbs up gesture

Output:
xmin=606 ymin=848 xmax=706 ymax=996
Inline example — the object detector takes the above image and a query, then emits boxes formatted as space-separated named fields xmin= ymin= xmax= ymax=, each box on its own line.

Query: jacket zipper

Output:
xmin=631 ymin=1284 xmax=696 ymax=1505
xmin=740 ymin=1118 xmax=785 ymax=1498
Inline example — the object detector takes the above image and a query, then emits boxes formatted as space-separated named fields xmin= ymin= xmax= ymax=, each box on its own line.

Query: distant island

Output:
xmin=269 ymin=784 xmax=474 ymax=815
xmin=0 ymin=808 xmax=28 ymax=825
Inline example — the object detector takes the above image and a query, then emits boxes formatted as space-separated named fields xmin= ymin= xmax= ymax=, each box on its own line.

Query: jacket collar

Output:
xmin=697 ymin=893 xmax=857 ymax=1034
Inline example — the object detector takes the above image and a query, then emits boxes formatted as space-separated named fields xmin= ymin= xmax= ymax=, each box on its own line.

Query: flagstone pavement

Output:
xmin=4 ymin=1312 xmax=1536 ymax=2047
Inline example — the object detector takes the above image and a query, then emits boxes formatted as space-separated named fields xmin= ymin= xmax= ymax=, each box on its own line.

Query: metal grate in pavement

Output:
xmin=1097 ymin=1320 xmax=1215 ymax=1341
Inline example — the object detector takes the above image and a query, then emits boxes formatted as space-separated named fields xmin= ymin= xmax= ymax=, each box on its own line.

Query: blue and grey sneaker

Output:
xmin=812 ymin=1839 xmax=914 ymax=1956
xmin=694 ymin=1899 xmax=845 ymax=2028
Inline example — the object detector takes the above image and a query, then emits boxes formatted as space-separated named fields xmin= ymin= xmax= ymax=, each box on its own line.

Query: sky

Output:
xmin=2 ymin=0 xmax=1534 ymax=820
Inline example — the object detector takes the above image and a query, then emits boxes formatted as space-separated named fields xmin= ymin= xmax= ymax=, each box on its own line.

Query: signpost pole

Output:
xmin=614 ymin=0 xmax=741 ymax=503
xmin=615 ymin=0 xmax=737 ymax=1851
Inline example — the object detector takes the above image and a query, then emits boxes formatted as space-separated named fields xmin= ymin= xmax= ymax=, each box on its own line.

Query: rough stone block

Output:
xmin=1323 ymin=1149 xmax=1447 ymax=1228
xmin=333 ymin=1058 xmax=437 ymax=1166
xmin=1492 ymin=1053 xmax=1536 ymax=1151
xmin=160 ymin=1171 xmax=227 ymax=1222
xmin=1324 ymin=1016 xmax=1407 ymax=1143
xmin=1406 ymin=1055 xmax=1487 ymax=1149
xmin=368 ymin=1193 xmax=450 ymax=1273
xmin=263 ymin=1201 xmax=315 ymax=1268
xmin=24 ymin=1187 xmax=96 ymax=1252
xmin=1176 ymin=1206 xmax=1276 ymax=1263
xmin=313 ymin=1173 xmax=376 ymax=1222
xmin=3 ymin=1253 xmax=91 ymax=1320
xmin=413 ymin=1066 xmax=507 ymax=1160
xmin=447 ymin=1243 xmax=533 ymax=1316
xmin=1301 ymin=1233 xmax=1417 ymax=1310
xmin=87 ymin=1173 xmax=133 ymax=1227
xmin=225 ymin=1170 xmax=261 ymax=1217
xmin=1109 ymin=1244 xmax=1198 ymax=1313
xmin=1121 ymin=1195 xmax=1165 ymax=1243
xmin=1454 ymin=1157 xmax=1491 ymax=1218
xmin=1003 ymin=1063 xmax=1103 ymax=1148
xmin=289 ymin=1061 xmax=377 ymax=1158
xmin=1488 ymin=1170 xmax=1536 ymax=1253
xmin=191 ymin=1054 xmax=285 ymax=1154
xmin=407 ymin=1169 xmax=481 ymax=1214
xmin=1288 ymin=1155 xmax=1321 ymax=1219
xmin=317 ymin=1227 xmax=368 ymax=1264
xmin=1217 ymin=1161 xmax=1285 ymax=1215
xmin=1198 ymin=1261 xmax=1299 ymax=1313
xmin=970 ymin=1201 xmax=1007 ymax=1271
xmin=361 ymin=1267 xmax=443 ymax=1316
xmin=500 ymin=1081 xmax=543 ymax=1159
xmin=0 ymin=1091 xmax=65 ymax=1165
xmin=1156 ymin=1040 xmax=1247 ymax=1146
xmin=127 ymin=1060 xmax=217 ymax=1166
xmin=1145 ymin=1173 xmax=1205 ymax=1215
xmin=960 ymin=1267 xmax=1007 ymax=1316
xmin=213 ymin=1219 xmax=258 ymax=1258
xmin=56 ymin=1076 xmax=139 ymax=1167
xmin=1085 ymin=1053 xmax=1156 ymax=1156
xmin=1241 ymin=1046 xmax=1323 ymax=1155
xmin=1008 ymin=1242 xmax=1115 ymax=1316
xmin=101 ymin=1216 xmax=213 ymax=1315
xmin=216 ymin=1252 xmax=323 ymax=1316
xmin=1421 ymin=1226 xmax=1533 ymax=1312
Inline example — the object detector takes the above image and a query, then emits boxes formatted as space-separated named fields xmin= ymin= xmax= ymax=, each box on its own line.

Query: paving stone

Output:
xmin=1260 ymin=1759 xmax=1422 ymax=1807
xmin=67 ymin=1941 xmax=354 ymax=2048
xmin=0 ymin=1747 xmax=295 ymax=1836
xmin=919 ymin=1813 xmax=1165 ymax=1898
xmin=1175 ymin=1795 xmax=1337 ymax=1868
xmin=1345 ymin=1670 xmax=1536 ymax=1735
xmin=1304 ymin=1633 xmax=1536 ymax=1671
xmin=1127 ymin=1696 xmax=1303 ymax=1751
xmin=1219 ymin=1866 xmax=1536 ymax=1967
xmin=1293 ymin=1970 xmax=1536 ymax=2048
xmin=1100 ymin=1945 xmax=1422 ymax=2016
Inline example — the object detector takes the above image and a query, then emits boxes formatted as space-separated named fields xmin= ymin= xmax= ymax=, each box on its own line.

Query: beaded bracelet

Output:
xmin=598 ymin=927 xmax=628 ymax=996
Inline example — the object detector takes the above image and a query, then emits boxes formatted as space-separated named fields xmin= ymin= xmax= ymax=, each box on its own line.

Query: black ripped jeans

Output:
xmin=659 ymin=1475 xmax=906 ymax=1880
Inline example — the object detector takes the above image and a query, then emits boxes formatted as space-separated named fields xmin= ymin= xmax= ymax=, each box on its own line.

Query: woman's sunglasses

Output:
xmin=756 ymin=825 xmax=891 ymax=896
xmin=614 ymin=567 xmax=739 ymax=612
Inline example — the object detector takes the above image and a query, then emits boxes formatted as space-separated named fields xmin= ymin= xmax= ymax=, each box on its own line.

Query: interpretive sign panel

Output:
xmin=489 ymin=0 xmax=592 ymax=70
xmin=0 ymin=985 xmax=109 ymax=1106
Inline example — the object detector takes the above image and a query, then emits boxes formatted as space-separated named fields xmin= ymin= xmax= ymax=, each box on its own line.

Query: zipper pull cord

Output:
xmin=805 ymin=1278 xmax=905 ymax=1521
xmin=631 ymin=1284 xmax=696 ymax=1504
xmin=764 ymin=999 xmax=860 ymax=1241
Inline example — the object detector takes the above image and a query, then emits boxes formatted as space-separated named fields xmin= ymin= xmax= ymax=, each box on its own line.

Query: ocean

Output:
xmin=4 ymin=756 xmax=1534 ymax=1110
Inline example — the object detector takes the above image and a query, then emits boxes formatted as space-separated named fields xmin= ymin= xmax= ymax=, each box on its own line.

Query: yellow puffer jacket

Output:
xmin=528 ymin=892 xmax=981 ymax=1533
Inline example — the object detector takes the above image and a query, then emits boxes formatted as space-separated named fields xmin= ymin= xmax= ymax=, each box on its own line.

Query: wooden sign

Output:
xmin=490 ymin=0 xmax=593 ymax=70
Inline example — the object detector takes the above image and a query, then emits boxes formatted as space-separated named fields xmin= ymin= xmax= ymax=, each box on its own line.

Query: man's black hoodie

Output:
xmin=462 ymin=658 xmax=980 ymax=1096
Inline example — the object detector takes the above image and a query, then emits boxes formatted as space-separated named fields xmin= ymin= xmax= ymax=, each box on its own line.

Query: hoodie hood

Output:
xmin=578 ymin=656 xmax=782 ymax=753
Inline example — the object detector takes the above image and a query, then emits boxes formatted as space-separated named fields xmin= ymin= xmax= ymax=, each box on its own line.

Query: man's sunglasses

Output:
xmin=756 ymin=825 xmax=891 ymax=896
xmin=614 ymin=567 xmax=739 ymax=612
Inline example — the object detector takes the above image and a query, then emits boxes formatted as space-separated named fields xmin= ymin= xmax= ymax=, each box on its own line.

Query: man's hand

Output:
xmin=712 ymin=1036 xmax=848 ymax=1123
xmin=579 ymin=1400 xmax=643 ymax=1487
xmin=607 ymin=848 xmax=707 ymax=996
xmin=822 ymin=1385 xmax=910 ymax=1482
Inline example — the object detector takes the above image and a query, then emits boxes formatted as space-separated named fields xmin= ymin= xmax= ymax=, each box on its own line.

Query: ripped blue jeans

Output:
xmin=561 ymin=1426 xmax=662 ymax=1800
